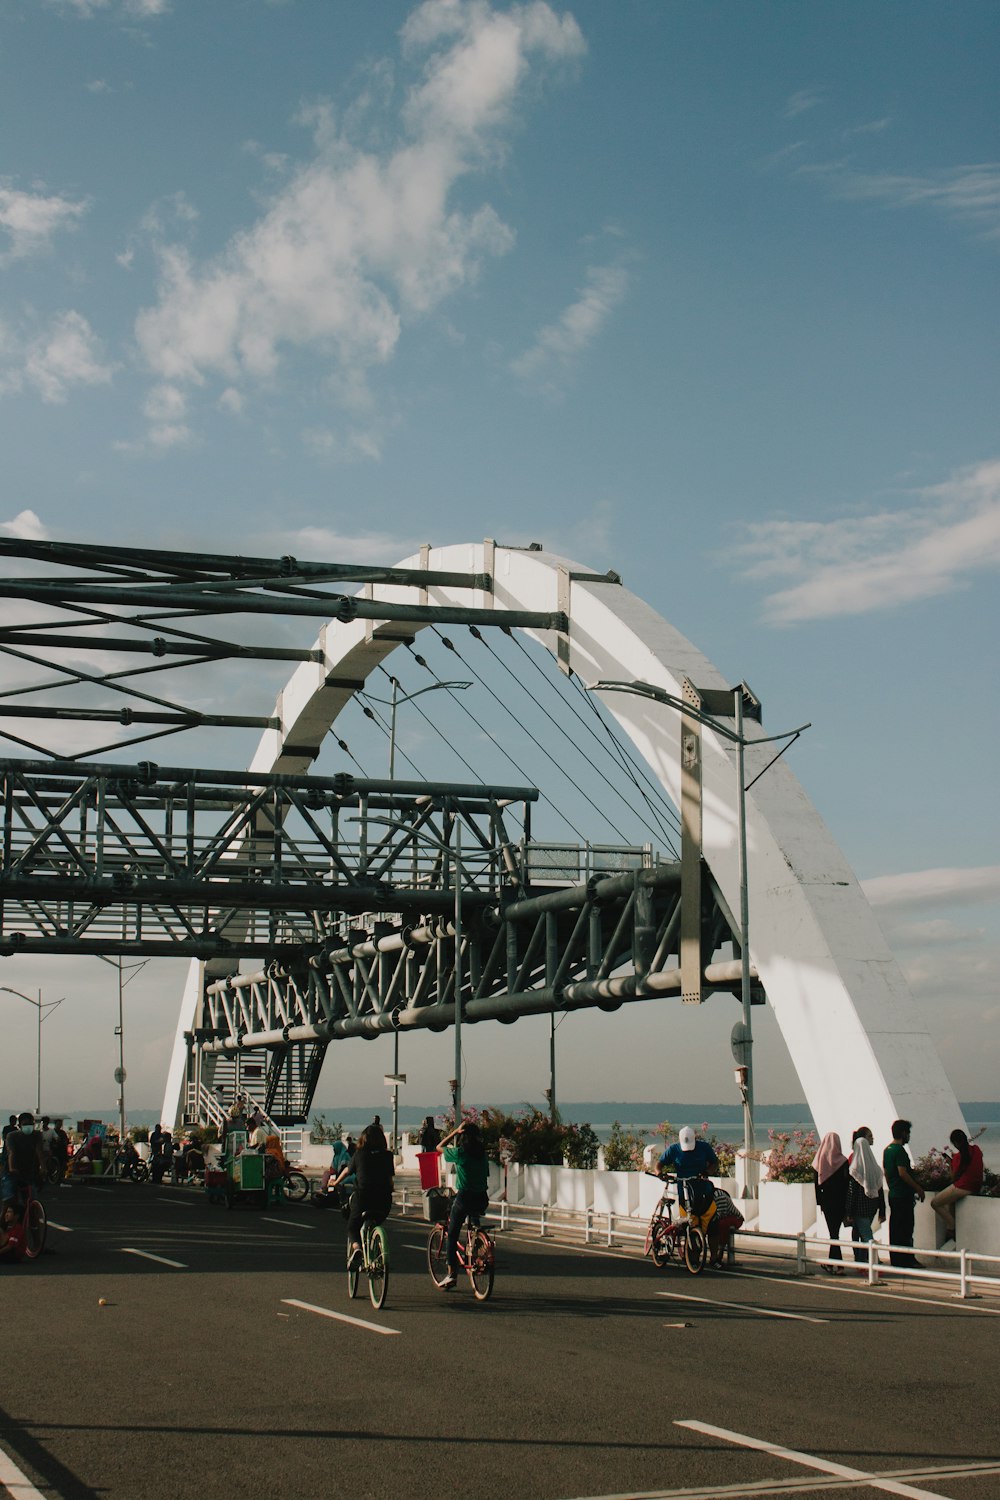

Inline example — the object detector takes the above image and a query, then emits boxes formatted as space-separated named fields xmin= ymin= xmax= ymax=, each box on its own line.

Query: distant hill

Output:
xmin=11 ymin=1100 xmax=998 ymax=1130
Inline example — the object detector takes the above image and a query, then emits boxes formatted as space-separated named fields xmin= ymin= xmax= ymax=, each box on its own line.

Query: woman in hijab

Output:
xmin=844 ymin=1126 xmax=886 ymax=1266
xmin=812 ymin=1131 xmax=849 ymax=1273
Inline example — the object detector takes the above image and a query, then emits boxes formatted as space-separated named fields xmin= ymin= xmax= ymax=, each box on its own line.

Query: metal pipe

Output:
xmin=503 ymin=862 xmax=680 ymax=920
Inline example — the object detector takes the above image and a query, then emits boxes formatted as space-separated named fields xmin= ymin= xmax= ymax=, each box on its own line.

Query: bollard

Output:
xmin=868 ymin=1239 xmax=878 ymax=1286
xmin=607 ymin=1211 xmax=614 ymax=1247
xmin=795 ymin=1233 xmax=806 ymax=1275
xmin=540 ymin=1204 xmax=546 ymax=1237
xmin=960 ymin=1247 xmax=969 ymax=1300
xmin=585 ymin=1207 xmax=593 ymax=1245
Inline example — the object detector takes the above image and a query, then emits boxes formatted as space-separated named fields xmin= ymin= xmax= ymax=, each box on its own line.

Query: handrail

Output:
xmin=392 ymin=1186 xmax=1000 ymax=1300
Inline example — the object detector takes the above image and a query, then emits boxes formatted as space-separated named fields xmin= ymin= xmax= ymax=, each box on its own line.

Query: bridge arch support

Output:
xmin=164 ymin=542 xmax=959 ymax=1153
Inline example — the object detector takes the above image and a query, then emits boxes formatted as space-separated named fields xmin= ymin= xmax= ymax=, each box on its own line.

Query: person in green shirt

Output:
xmin=438 ymin=1121 xmax=490 ymax=1289
xmin=882 ymin=1119 xmax=925 ymax=1269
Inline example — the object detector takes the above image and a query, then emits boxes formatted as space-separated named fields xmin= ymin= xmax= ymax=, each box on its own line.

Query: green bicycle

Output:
xmin=348 ymin=1215 xmax=389 ymax=1310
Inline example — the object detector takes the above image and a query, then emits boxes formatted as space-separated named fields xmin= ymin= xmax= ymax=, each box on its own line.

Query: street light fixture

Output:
xmin=363 ymin=678 xmax=473 ymax=780
xmin=360 ymin=676 xmax=471 ymax=1144
xmin=0 ymin=986 xmax=65 ymax=1117
xmin=355 ymin=813 xmax=498 ymax=1140
xmin=586 ymin=678 xmax=810 ymax=1197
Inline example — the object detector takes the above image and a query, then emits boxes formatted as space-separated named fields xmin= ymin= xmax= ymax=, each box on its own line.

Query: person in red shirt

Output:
xmin=931 ymin=1128 xmax=984 ymax=1241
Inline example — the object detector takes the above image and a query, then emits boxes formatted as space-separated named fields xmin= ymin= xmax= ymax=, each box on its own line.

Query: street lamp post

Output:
xmin=586 ymin=678 xmax=809 ymax=1197
xmin=364 ymin=676 xmax=471 ymax=1149
xmin=357 ymin=814 xmax=497 ymax=1136
xmin=1 ymin=986 xmax=65 ymax=1117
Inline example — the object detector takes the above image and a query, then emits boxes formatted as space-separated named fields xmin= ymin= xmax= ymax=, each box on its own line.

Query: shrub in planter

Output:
xmin=763 ymin=1129 xmax=818 ymax=1183
xmin=132 ymin=1125 xmax=149 ymax=1143
xmin=309 ymin=1112 xmax=345 ymax=1145
xmin=603 ymin=1120 xmax=647 ymax=1173
xmin=564 ymin=1122 xmax=600 ymax=1169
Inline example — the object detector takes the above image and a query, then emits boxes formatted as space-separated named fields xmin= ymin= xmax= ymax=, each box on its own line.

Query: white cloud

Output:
xmin=783 ymin=88 xmax=824 ymax=120
xmin=48 ymin=0 xmax=169 ymax=17
xmin=797 ymin=161 xmax=1000 ymax=240
xmin=0 ymin=510 xmax=49 ymax=541
xmin=133 ymin=1 xmax=584 ymax=448
xmin=0 ymin=311 xmax=115 ymax=404
xmin=265 ymin=523 xmax=421 ymax=565
xmin=862 ymin=865 xmax=1000 ymax=912
xmin=511 ymin=262 xmax=628 ymax=387
xmin=23 ymin=312 xmax=115 ymax=403
xmin=0 ymin=185 xmax=87 ymax=262
xmin=732 ymin=458 xmax=1000 ymax=622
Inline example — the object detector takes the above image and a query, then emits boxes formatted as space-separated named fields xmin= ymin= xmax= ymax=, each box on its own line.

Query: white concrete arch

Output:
xmin=163 ymin=542 xmax=960 ymax=1153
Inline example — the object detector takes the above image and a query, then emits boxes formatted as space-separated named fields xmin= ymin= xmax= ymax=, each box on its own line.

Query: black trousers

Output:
xmin=888 ymin=1196 xmax=918 ymax=1267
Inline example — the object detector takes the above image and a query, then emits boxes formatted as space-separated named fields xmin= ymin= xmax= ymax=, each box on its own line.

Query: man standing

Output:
xmin=883 ymin=1119 xmax=924 ymax=1269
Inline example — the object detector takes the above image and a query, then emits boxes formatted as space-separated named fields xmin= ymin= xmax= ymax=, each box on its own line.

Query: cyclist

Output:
xmin=2 ymin=1111 xmax=43 ymax=1213
xmin=331 ymin=1122 xmax=394 ymax=1270
xmin=655 ymin=1125 xmax=719 ymax=1219
xmin=437 ymin=1120 xmax=489 ymax=1290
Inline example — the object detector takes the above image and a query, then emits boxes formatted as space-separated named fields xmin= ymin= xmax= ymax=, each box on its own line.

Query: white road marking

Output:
xmin=676 ymin=1419 xmax=953 ymax=1499
xmin=657 ymin=1291 xmax=828 ymax=1324
xmin=281 ymin=1298 xmax=400 ymax=1336
xmin=261 ymin=1217 xmax=316 ymax=1230
xmin=121 ymin=1248 xmax=187 ymax=1268
xmin=156 ymin=1196 xmax=196 ymax=1207
xmin=0 ymin=1445 xmax=47 ymax=1500
xmin=46 ymin=1220 xmax=73 ymax=1231
xmin=731 ymin=1267 xmax=1000 ymax=1316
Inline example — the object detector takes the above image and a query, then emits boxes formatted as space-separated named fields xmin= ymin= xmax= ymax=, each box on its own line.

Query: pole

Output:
xmin=454 ymin=818 xmax=462 ymax=1128
xmin=735 ymin=685 xmax=757 ymax=1198
xmin=388 ymin=677 xmax=398 ymax=782
xmin=392 ymin=1031 xmax=400 ymax=1154
xmin=549 ymin=1013 xmax=556 ymax=1121
xmin=36 ymin=989 xmax=42 ymax=1118
xmin=117 ymin=959 xmax=126 ymax=1143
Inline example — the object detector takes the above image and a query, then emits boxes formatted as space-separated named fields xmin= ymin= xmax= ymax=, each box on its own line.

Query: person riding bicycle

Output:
xmin=656 ymin=1126 xmax=719 ymax=1217
xmin=2 ymin=1112 xmax=43 ymax=1212
xmin=332 ymin=1122 xmax=394 ymax=1270
xmin=437 ymin=1120 xmax=490 ymax=1290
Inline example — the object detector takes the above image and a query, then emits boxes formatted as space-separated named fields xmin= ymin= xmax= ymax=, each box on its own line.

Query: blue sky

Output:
xmin=0 ymin=0 xmax=997 ymax=1117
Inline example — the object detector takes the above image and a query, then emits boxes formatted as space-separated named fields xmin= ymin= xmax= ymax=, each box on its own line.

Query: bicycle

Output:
xmin=427 ymin=1210 xmax=495 ymax=1301
xmin=347 ymin=1215 xmax=389 ymax=1310
xmin=1 ymin=1182 xmax=47 ymax=1262
xmin=643 ymin=1174 xmax=715 ymax=1275
xmin=112 ymin=1145 xmax=149 ymax=1183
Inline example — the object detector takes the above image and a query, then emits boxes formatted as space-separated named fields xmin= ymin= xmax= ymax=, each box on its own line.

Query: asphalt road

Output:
xmin=3 ymin=1180 xmax=1000 ymax=1500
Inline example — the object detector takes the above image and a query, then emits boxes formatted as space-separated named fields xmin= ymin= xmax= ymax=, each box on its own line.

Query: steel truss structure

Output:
xmin=0 ymin=536 xmax=758 ymax=1126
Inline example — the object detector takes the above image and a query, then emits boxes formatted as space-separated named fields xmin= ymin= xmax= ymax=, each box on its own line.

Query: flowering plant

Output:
xmin=707 ymin=1137 xmax=739 ymax=1176
xmin=911 ymin=1147 xmax=952 ymax=1192
xmin=763 ymin=1128 xmax=818 ymax=1183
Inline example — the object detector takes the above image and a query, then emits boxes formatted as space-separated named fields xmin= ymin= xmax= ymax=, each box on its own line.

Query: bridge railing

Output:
xmin=393 ymin=1186 xmax=1000 ymax=1300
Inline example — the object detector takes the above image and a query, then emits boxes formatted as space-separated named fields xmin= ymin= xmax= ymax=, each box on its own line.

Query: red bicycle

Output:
xmin=643 ymin=1175 xmax=714 ymax=1275
xmin=1 ymin=1182 xmax=47 ymax=1262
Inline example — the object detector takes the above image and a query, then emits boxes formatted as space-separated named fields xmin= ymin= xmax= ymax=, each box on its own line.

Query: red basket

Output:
xmin=416 ymin=1151 xmax=441 ymax=1190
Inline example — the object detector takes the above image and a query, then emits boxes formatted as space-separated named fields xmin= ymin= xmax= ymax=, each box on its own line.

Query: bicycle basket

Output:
xmin=424 ymin=1187 xmax=454 ymax=1224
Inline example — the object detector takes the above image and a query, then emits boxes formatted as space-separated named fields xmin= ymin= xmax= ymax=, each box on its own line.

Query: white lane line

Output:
xmin=657 ymin=1291 xmax=828 ymax=1325
xmin=731 ymin=1268 xmax=1000 ymax=1316
xmin=121 ymin=1248 xmax=187 ymax=1268
xmin=261 ymin=1217 xmax=316 ymax=1231
xmin=156 ymin=1196 xmax=196 ymax=1207
xmin=281 ymin=1298 xmax=400 ymax=1336
xmin=402 ymin=1241 xmax=431 ymax=1251
xmin=0 ymin=1445 xmax=47 ymax=1500
xmin=675 ymin=1420 xmax=952 ymax=1500
xmin=46 ymin=1220 xmax=73 ymax=1231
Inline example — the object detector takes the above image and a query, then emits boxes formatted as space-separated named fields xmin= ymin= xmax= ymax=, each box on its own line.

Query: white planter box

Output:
xmin=401 ymin=1141 xmax=421 ymax=1171
xmin=554 ymin=1167 xmax=594 ymax=1211
xmin=758 ymin=1181 xmax=817 ymax=1235
xmin=956 ymin=1195 xmax=1000 ymax=1257
xmin=638 ymin=1172 xmax=667 ymax=1219
xmin=593 ymin=1170 xmax=639 ymax=1217
xmin=522 ymin=1164 xmax=557 ymax=1206
xmin=501 ymin=1163 xmax=523 ymax=1203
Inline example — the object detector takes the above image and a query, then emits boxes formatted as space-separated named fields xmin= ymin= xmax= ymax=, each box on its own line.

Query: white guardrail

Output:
xmin=392 ymin=1186 xmax=1000 ymax=1301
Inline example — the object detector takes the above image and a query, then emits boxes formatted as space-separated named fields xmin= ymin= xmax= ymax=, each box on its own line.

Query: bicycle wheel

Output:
xmin=650 ymin=1221 xmax=674 ymax=1268
xmin=469 ymin=1230 xmax=494 ymax=1301
xmin=368 ymin=1226 xmax=389 ymax=1310
xmin=284 ymin=1169 xmax=310 ymax=1203
xmin=131 ymin=1161 xmax=150 ymax=1183
xmin=427 ymin=1223 xmax=449 ymax=1287
xmin=24 ymin=1197 xmax=47 ymax=1260
xmin=347 ymin=1244 xmax=360 ymax=1299
xmin=45 ymin=1157 xmax=62 ymax=1186
xmin=684 ymin=1223 xmax=708 ymax=1275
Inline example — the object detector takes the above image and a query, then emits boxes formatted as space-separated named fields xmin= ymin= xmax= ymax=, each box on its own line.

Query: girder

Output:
xmin=0 ymin=757 xmax=534 ymax=958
